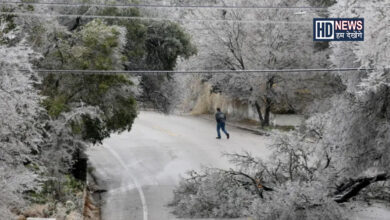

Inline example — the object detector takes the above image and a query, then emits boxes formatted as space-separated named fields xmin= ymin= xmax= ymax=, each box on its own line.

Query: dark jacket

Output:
xmin=215 ymin=111 xmax=226 ymax=123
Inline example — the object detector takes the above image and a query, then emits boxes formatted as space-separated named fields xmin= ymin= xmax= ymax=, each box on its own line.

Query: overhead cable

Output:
xmin=0 ymin=12 xmax=313 ymax=24
xmin=0 ymin=1 xmax=330 ymax=10
xmin=18 ymin=68 xmax=374 ymax=75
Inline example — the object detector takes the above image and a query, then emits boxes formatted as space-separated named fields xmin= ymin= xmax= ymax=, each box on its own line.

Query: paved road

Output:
xmin=86 ymin=111 xmax=390 ymax=220
xmin=87 ymin=111 xmax=272 ymax=220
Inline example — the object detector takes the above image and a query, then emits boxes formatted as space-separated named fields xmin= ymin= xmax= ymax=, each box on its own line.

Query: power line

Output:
xmin=0 ymin=1 xmax=330 ymax=10
xmin=4 ymin=1 xmax=385 ymax=10
xmin=20 ymin=68 xmax=373 ymax=75
xmin=0 ymin=12 xmax=313 ymax=24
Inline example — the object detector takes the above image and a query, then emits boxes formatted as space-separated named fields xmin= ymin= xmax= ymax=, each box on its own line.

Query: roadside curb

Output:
xmin=83 ymin=164 xmax=102 ymax=220
xmin=227 ymin=122 xmax=270 ymax=136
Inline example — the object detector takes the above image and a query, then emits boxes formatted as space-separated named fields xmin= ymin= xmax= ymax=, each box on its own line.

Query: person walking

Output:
xmin=215 ymin=108 xmax=230 ymax=139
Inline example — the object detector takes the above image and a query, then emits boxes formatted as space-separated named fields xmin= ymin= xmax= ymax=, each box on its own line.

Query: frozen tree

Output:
xmin=0 ymin=0 xmax=196 ymax=218
xmin=306 ymin=0 xmax=390 ymax=198
xmin=172 ymin=0 xmax=342 ymax=124
xmin=0 ymin=2 xmax=137 ymax=217
xmin=0 ymin=44 xmax=42 ymax=218
xmin=0 ymin=2 xmax=138 ymax=144
xmin=40 ymin=19 xmax=127 ymax=70
xmin=0 ymin=167 xmax=38 ymax=219
xmin=137 ymin=21 xmax=197 ymax=112
xmin=39 ymin=18 xmax=139 ymax=143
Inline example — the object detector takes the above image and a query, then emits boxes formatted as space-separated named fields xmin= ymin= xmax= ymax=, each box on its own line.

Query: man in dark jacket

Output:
xmin=215 ymin=108 xmax=230 ymax=139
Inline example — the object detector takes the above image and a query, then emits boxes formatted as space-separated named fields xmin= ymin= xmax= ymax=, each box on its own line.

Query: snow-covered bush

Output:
xmin=251 ymin=181 xmax=346 ymax=220
xmin=170 ymin=169 xmax=257 ymax=218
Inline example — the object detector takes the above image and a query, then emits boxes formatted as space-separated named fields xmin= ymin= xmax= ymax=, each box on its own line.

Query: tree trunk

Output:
xmin=254 ymin=101 xmax=264 ymax=126
xmin=333 ymin=173 xmax=388 ymax=203
xmin=263 ymin=98 xmax=272 ymax=127
xmin=261 ymin=76 xmax=275 ymax=127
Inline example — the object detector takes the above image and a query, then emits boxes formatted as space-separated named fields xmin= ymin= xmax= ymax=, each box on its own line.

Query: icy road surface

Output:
xmin=87 ymin=111 xmax=272 ymax=220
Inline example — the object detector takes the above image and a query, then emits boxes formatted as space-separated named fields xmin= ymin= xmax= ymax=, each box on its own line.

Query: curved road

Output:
xmin=87 ymin=111 xmax=273 ymax=220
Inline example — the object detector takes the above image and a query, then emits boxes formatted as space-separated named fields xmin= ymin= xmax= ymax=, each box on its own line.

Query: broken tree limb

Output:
xmin=216 ymin=169 xmax=274 ymax=199
xmin=333 ymin=172 xmax=388 ymax=203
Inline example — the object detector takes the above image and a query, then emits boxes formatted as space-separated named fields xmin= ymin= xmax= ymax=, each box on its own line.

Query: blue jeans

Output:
xmin=217 ymin=122 xmax=229 ymax=138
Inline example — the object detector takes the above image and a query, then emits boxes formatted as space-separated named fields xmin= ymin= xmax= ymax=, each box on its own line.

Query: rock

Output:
xmin=23 ymin=204 xmax=49 ymax=218
xmin=16 ymin=215 xmax=26 ymax=220
xmin=65 ymin=211 xmax=83 ymax=220
xmin=65 ymin=201 xmax=75 ymax=211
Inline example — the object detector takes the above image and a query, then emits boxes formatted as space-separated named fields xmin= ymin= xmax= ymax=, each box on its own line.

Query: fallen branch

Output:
xmin=216 ymin=169 xmax=273 ymax=199
xmin=333 ymin=172 xmax=388 ymax=203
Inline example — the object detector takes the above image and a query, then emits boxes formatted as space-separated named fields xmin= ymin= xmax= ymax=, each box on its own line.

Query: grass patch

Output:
xmin=26 ymin=175 xmax=84 ymax=204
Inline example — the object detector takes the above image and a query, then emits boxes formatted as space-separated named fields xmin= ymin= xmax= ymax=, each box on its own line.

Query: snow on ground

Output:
xmin=349 ymin=202 xmax=390 ymax=220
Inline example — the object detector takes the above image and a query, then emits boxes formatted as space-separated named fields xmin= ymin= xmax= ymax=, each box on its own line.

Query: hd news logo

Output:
xmin=313 ymin=18 xmax=364 ymax=41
